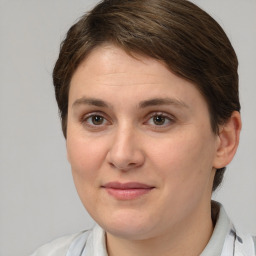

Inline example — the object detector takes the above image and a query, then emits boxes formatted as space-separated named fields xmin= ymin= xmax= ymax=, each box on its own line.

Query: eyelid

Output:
xmin=81 ymin=111 xmax=111 ymax=128
xmin=147 ymin=111 xmax=175 ymax=120
xmin=145 ymin=111 xmax=175 ymax=127
xmin=79 ymin=110 xmax=175 ymax=130
xmin=81 ymin=111 xmax=105 ymax=121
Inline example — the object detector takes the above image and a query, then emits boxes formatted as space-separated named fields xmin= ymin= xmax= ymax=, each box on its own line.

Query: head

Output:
xmin=53 ymin=0 xmax=242 ymax=246
xmin=53 ymin=0 xmax=240 ymax=193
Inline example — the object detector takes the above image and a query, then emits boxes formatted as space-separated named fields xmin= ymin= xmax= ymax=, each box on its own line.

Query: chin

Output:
xmin=105 ymin=225 xmax=153 ymax=240
xmin=96 ymin=210 xmax=155 ymax=240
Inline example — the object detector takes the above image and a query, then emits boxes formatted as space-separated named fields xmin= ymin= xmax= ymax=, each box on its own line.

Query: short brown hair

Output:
xmin=53 ymin=0 xmax=240 ymax=191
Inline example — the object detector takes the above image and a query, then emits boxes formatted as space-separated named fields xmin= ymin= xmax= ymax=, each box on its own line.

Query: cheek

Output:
xmin=150 ymin=133 xmax=216 ymax=221
xmin=66 ymin=135 xmax=109 ymax=211
xmin=66 ymin=135 xmax=107 ymax=182
xmin=150 ymin=131 xmax=216 ymax=190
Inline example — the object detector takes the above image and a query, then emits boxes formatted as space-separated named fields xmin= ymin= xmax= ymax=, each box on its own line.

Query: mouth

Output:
xmin=101 ymin=182 xmax=155 ymax=200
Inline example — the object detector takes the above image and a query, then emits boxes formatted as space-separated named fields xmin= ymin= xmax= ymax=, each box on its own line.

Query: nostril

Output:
xmin=109 ymin=161 xmax=142 ymax=171
xmin=106 ymin=140 xmax=145 ymax=171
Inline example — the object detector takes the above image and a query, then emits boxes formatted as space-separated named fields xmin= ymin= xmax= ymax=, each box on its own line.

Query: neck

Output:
xmin=106 ymin=202 xmax=213 ymax=256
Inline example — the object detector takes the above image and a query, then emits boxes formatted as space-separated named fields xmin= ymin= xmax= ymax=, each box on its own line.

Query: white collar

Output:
xmin=68 ymin=202 xmax=255 ymax=256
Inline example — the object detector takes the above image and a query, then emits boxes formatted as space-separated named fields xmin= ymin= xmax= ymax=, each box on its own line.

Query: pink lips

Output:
xmin=102 ymin=182 xmax=154 ymax=200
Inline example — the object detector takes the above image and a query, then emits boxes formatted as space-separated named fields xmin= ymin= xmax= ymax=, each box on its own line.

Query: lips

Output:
xmin=102 ymin=182 xmax=154 ymax=200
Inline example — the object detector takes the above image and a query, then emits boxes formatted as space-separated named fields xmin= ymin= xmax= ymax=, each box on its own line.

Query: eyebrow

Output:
xmin=72 ymin=97 xmax=111 ymax=108
xmin=72 ymin=97 xmax=189 ymax=109
xmin=139 ymin=98 xmax=189 ymax=109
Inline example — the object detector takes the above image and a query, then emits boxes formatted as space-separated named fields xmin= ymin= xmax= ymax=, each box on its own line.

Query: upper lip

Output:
xmin=102 ymin=182 xmax=154 ymax=189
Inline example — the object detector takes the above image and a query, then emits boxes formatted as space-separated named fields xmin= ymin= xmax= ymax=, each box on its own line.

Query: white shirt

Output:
xmin=30 ymin=202 xmax=256 ymax=256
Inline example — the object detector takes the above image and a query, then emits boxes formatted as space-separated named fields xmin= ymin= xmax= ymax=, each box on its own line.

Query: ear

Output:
xmin=213 ymin=111 xmax=242 ymax=169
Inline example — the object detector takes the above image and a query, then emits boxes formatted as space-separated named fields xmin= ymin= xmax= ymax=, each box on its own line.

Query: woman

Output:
xmin=31 ymin=0 xmax=255 ymax=255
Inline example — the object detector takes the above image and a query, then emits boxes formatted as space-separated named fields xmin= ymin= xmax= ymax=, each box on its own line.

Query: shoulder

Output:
xmin=30 ymin=230 xmax=90 ymax=256
xmin=253 ymin=236 xmax=256 ymax=255
xmin=236 ymin=233 xmax=256 ymax=256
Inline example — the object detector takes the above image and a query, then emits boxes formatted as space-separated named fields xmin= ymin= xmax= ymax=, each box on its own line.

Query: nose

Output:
xmin=106 ymin=125 xmax=145 ymax=171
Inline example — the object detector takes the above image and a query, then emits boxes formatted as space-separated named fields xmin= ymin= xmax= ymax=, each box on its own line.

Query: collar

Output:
xmin=200 ymin=201 xmax=232 ymax=255
xmin=70 ymin=201 xmax=254 ymax=256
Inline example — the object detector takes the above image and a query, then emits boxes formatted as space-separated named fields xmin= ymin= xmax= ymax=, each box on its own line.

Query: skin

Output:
xmin=66 ymin=44 xmax=241 ymax=256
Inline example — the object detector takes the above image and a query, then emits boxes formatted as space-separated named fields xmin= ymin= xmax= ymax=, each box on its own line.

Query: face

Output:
xmin=67 ymin=44 xmax=220 ymax=241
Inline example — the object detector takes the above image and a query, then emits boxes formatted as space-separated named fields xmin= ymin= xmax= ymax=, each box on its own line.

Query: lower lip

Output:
xmin=104 ymin=188 xmax=153 ymax=200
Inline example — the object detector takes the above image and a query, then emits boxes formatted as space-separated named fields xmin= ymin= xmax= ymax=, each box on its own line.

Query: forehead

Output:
xmin=73 ymin=44 xmax=174 ymax=84
xmin=69 ymin=44 xmax=208 ymax=112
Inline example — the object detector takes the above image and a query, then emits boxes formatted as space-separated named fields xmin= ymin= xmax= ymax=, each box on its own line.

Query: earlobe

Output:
xmin=213 ymin=111 xmax=242 ymax=169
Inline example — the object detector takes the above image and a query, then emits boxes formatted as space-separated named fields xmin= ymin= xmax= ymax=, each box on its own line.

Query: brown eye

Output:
xmin=82 ymin=112 xmax=110 ymax=131
xmin=153 ymin=115 xmax=166 ymax=125
xmin=90 ymin=115 xmax=105 ymax=125
xmin=146 ymin=112 xmax=174 ymax=128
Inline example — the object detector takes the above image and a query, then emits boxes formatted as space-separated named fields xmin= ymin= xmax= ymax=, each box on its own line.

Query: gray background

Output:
xmin=0 ymin=0 xmax=255 ymax=255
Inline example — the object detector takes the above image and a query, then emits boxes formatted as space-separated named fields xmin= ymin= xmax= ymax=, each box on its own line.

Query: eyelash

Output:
xmin=81 ymin=112 xmax=110 ymax=129
xmin=145 ymin=112 xmax=175 ymax=128
xmin=80 ymin=111 xmax=175 ymax=130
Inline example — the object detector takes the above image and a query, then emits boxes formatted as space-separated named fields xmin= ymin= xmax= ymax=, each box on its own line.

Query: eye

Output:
xmin=82 ymin=113 xmax=109 ymax=128
xmin=88 ymin=115 xmax=105 ymax=125
xmin=152 ymin=115 xmax=167 ymax=125
xmin=146 ymin=113 xmax=174 ymax=127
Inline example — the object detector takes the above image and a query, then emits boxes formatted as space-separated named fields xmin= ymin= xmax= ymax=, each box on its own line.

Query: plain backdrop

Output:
xmin=0 ymin=0 xmax=255 ymax=255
